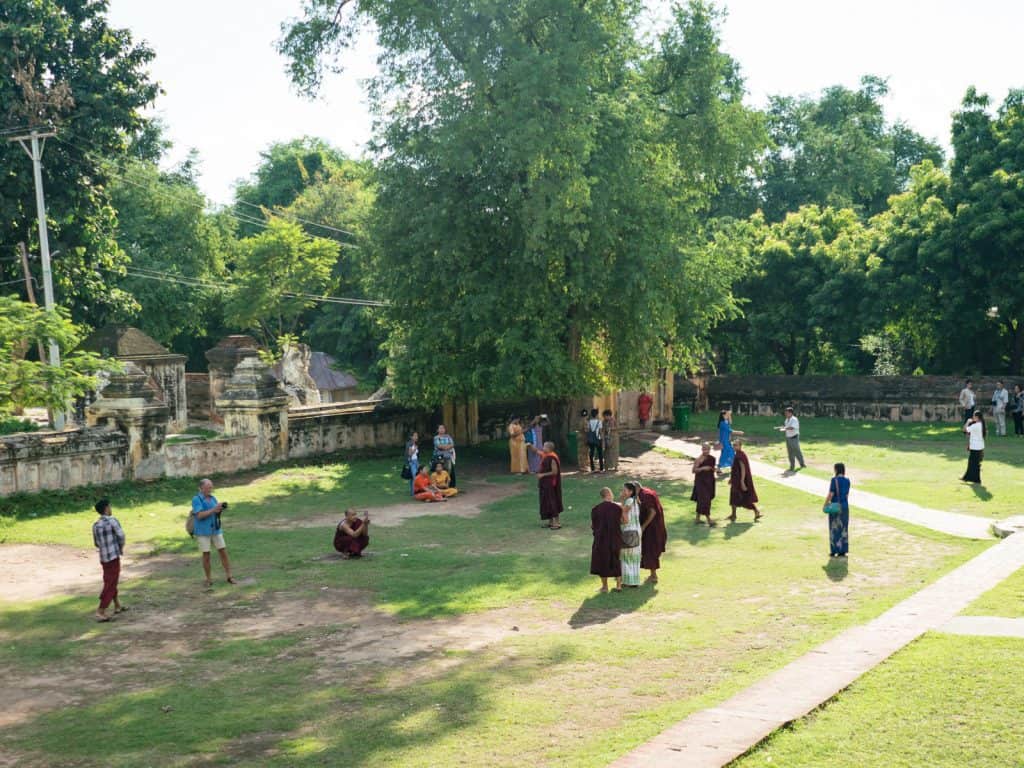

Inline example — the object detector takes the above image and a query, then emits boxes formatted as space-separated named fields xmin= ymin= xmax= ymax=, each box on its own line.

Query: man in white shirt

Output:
xmin=776 ymin=407 xmax=806 ymax=472
xmin=991 ymin=381 xmax=1009 ymax=436
xmin=958 ymin=380 xmax=976 ymax=423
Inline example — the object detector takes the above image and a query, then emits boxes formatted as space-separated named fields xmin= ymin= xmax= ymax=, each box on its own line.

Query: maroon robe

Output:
xmin=729 ymin=450 xmax=759 ymax=508
xmin=334 ymin=518 xmax=369 ymax=555
xmin=538 ymin=452 xmax=563 ymax=520
xmin=690 ymin=454 xmax=716 ymax=514
xmin=590 ymin=500 xmax=623 ymax=577
xmin=639 ymin=487 xmax=668 ymax=570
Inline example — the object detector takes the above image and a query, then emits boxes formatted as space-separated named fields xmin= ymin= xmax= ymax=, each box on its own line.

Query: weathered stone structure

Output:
xmin=698 ymin=374 xmax=1011 ymax=422
xmin=205 ymin=335 xmax=260 ymax=424
xmin=80 ymin=325 xmax=188 ymax=432
xmin=185 ymin=373 xmax=212 ymax=422
xmin=215 ymin=357 xmax=291 ymax=465
xmin=0 ymin=428 xmax=129 ymax=495
xmin=289 ymin=401 xmax=425 ymax=458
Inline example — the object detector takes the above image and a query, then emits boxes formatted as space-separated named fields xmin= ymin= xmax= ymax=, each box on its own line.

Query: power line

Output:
xmin=234 ymin=199 xmax=361 ymax=241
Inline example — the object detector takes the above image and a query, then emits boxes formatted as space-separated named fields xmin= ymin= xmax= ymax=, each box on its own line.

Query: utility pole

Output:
xmin=8 ymin=128 xmax=64 ymax=429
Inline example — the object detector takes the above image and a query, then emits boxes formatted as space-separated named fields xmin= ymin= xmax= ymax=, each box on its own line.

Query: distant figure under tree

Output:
xmin=958 ymin=380 xmax=976 ymax=423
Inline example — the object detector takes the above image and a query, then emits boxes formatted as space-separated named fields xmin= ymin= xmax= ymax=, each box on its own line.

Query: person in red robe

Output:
xmin=728 ymin=438 xmax=762 ymax=521
xmin=590 ymin=487 xmax=623 ymax=592
xmin=635 ymin=482 xmax=668 ymax=583
xmin=334 ymin=508 xmax=370 ymax=558
xmin=537 ymin=441 xmax=563 ymax=529
xmin=691 ymin=442 xmax=717 ymax=526
xmin=638 ymin=390 xmax=654 ymax=427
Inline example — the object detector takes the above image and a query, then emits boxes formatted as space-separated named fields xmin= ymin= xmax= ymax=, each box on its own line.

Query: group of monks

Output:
xmin=691 ymin=438 xmax=762 ymax=525
xmin=589 ymin=483 xmax=668 ymax=592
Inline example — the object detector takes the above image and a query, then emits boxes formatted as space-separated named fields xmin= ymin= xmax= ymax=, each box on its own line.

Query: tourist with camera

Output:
xmin=191 ymin=478 xmax=236 ymax=587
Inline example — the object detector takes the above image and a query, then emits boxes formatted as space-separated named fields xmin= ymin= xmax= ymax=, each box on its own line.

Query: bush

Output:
xmin=0 ymin=417 xmax=40 ymax=436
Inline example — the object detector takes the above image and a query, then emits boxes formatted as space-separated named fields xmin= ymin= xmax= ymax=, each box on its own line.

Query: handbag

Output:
xmin=401 ymin=462 xmax=412 ymax=480
xmin=621 ymin=529 xmax=640 ymax=548
xmin=823 ymin=478 xmax=842 ymax=515
xmin=185 ymin=510 xmax=195 ymax=536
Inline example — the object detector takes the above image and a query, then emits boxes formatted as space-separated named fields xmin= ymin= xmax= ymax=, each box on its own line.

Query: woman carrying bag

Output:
xmin=823 ymin=463 xmax=851 ymax=558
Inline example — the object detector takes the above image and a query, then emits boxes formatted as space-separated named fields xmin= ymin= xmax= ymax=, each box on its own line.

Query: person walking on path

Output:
xmin=991 ymin=381 xmax=1009 ymax=436
xmin=537 ymin=441 xmax=564 ymax=529
xmin=507 ymin=418 xmax=528 ymax=474
xmin=334 ymin=508 xmax=370 ymax=558
xmin=1013 ymin=384 xmax=1024 ymax=437
xmin=638 ymin=390 xmax=653 ymax=428
xmin=823 ymin=463 xmax=851 ymax=557
xmin=93 ymin=498 xmax=125 ymax=622
xmin=691 ymin=442 xmax=717 ymax=526
xmin=777 ymin=407 xmax=806 ymax=472
xmin=716 ymin=409 xmax=743 ymax=473
xmin=634 ymin=482 xmax=667 ymax=584
xmin=191 ymin=478 xmax=235 ymax=587
xmin=619 ymin=483 xmax=643 ymax=587
xmin=590 ymin=487 xmax=623 ymax=592
xmin=958 ymin=380 xmax=976 ymax=423
xmin=432 ymin=425 xmax=457 ymax=487
xmin=601 ymin=409 xmax=619 ymax=471
xmin=961 ymin=412 xmax=986 ymax=484
xmin=727 ymin=438 xmax=762 ymax=522
xmin=586 ymin=408 xmax=604 ymax=472
xmin=405 ymin=431 xmax=420 ymax=496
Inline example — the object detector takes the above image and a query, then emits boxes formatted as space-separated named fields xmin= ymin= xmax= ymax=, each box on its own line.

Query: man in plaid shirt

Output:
xmin=93 ymin=498 xmax=126 ymax=622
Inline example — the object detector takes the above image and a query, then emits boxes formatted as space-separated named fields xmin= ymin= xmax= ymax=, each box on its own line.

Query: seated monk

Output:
xmin=334 ymin=508 xmax=370 ymax=558
xmin=430 ymin=462 xmax=459 ymax=497
xmin=413 ymin=466 xmax=445 ymax=502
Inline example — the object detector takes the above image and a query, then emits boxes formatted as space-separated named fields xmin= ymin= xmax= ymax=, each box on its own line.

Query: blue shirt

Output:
xmin=191 ymin=493 xmax=221 ymax=536
xmin=831 ymin=476 xmax=851 ymax=512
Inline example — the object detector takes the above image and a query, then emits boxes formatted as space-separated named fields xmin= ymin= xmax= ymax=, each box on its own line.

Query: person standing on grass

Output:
xmin=526 ymin=416 xmax=544 ymax=474
xmin=776 ymin=407 xmax=806 ymax=472
xmin=638 ymin=390 xmax=653 ymax=428
xmin=717 ymin=409 xmax=743 ymax=473
xmin=991 ymin=381 xmax=1009 ymax=436
xmin=727 ymin=438 xmax=762 ymax=522
xmin=961 ymin=411 xmax=986 ymax=484
xmin=93 ymin=498 xmax=125 ymax=622
xmin=433 ymin=425 xmax=457 ymax=487
xmin=619 ymin=483 xmax=643 ymax=587
xmin=958 ymin=380 xmax=976 ymax=423
xmin=590 ymin=487 xmax=623 ymax=593
xmin=405 ymin=431 xmax=420 ymax=496
xmin=576 ymin=409 xmax=590 ymax=471
xmin=602 ymin=409 xmax=619 ymax=471
xmin=507 ymin=417 xmax=528 ymax=474
xmin=586 ymin=408 xmax=604 ymax=473
xmin=334 ymin=508 xmax=370 ymax=559
xmin=191 ymin=478 xmax=235 ymax=587
xmin=691 ymin=442 xmax=717 ymax=526
xmin=1012 ymin=384 xmax=1024 ymax=437
xmin=537 ymin=441 xmax=564 ymax=529
xmin=823 ymin=463 xmax=851 ymax=558
xmin=634 ymin=482 xmax=667 ymax=584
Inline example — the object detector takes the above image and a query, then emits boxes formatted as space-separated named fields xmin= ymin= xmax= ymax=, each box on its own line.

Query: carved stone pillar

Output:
xmin=215 ymin=357 xmax=290 ymax=464
xmin=205 ymin=335 xmax=260 ymax=424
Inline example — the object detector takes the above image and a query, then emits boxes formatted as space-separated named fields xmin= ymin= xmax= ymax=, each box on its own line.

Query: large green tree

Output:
xmin=0 ymin=0 xmax=159 ymax=323
xmin=280 ymin=0 xmax=765 ymax=426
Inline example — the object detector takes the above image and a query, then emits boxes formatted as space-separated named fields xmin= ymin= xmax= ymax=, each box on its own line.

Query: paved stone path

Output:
xmin=940 ymin=615 xmax=1024 ymax=638
xmin=637 ymin=432 xmax=994 ymax=540
xmin=610 ymin=532 xmax=1024 ymax=768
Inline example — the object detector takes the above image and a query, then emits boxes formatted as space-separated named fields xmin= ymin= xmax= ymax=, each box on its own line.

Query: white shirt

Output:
xmin=587 ymin=418 xmax=602 ymax=438
xmin=993 ymin=388 xmax=1009 ymax=412
xmin=959 ymin=388 xmax=976 ymax=409
xmin=784 ymin=416 xmax=800 ymax=438
xmin=966 ymin=421 xmax=985 ymax=451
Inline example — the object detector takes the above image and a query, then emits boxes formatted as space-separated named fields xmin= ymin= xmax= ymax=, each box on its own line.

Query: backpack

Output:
xmin=185 ymin=509 xmax=195 ymax=537
xmin=586 ymin=418 xmax=601 ymax=446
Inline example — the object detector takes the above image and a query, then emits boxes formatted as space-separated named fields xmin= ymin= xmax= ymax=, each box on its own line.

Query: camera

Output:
xmin=221 ymin=501 xmax=229 ymax=510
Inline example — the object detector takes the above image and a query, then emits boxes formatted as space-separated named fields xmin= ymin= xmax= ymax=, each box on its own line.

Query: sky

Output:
xmin=107 ymin=0 xmax=1024 ymax=205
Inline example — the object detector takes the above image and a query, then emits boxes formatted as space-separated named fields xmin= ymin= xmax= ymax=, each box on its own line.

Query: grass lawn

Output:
xmin=0 ymin=443 xmax=989 ymax=767
xmin=731 ymin=633 xmax=1024 ymax=768
xmin=686 ymin=412 xmax=1024 ymax=520
xmin=962 ymin=565 xmax=1024 ymax=618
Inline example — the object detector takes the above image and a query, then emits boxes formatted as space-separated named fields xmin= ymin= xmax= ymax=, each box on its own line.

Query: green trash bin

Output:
xmin=672 ymin=403 xmax=690 ymax=431
xmin=567 ymin=431 xmax=579 ymax=464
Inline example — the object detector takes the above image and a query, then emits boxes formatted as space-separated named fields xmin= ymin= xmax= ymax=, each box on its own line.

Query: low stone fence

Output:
xmin=0 ymin=428 xmax=130 ymax=496
xmin=700 ymin=374 xmax=1011 ymax=422
xmin=164 ymin=435 xmax=259 ymax=479
xmin=288 ymin=402 xmax=425 ymax=459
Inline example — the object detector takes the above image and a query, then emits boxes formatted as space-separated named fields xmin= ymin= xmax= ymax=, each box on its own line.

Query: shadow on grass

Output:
xmin=723 ymin=520 xmax=755 ymax=540
xmin=568 ymin=583 xmax=656 ymax=629
xmin=823 ymin=558 xmax=849 ymax=581
xmin=970 ymin=483 xmax=993 ymax=502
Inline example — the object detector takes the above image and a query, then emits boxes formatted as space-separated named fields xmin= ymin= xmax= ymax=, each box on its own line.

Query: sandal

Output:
xmin=114 ymin=606 xmax=128 ymax=614
xmin=226 ymin=577 xmax=237 ymax=585
xmin=95 ymin=615 xmax=113 ymax=623
xmin=549 ymin=524 xmax=562 ymax=530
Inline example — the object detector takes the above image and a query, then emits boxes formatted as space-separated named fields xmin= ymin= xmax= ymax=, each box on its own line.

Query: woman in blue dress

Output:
xmin=717 ymin=410 xmax=743 ymax=472
xmin=824 ymin=463 xmax=851 ymax=557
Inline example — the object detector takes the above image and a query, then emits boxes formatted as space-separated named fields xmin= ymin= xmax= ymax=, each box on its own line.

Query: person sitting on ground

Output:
xmin=334 ymin=508 xmax=370 ymax=559
xmin=413 ymin=466 xmax=446 ymax=502
xmin=430 ymin=461 xmax=459 ymax=497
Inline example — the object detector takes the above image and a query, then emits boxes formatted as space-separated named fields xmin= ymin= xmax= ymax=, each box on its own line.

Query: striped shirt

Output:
xmin=92 ymin=516 xmax=125 ymax=563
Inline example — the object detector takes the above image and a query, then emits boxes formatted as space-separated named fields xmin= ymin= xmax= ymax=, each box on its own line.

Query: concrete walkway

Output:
xmin=940 ymin=615 xmax=1024 ymax=638
xmin=610 ymin=532 xmax=1024 ymax=768
xmin=638 ymin=432 xmax=993 ymax=540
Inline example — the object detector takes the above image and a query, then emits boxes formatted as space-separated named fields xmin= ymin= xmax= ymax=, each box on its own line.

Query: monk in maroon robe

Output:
xmin=590 ymin=487 xmax=623 ymax=592
xmin=537 ymin=441 xmax=563 ymax=529
xmin=728 ymin=438 xmax=762 ymax=521
xmin=691 ymin=442 xmax=717 ymax=526
xmin=636 ymin=483 xmax=668 ymax=583
xmin=334 ymin=508 xmax=370 ymax=558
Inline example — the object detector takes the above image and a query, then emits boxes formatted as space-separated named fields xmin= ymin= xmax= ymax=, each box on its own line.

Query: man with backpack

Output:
xmin=586 ymin=408 xmax=604 ymax=472
xmin=191 ymin=478 xmax=235 ymax=587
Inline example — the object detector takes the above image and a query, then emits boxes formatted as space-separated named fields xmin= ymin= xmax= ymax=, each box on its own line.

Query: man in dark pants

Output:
xmin=92 ymin=498 xmax=125 ymax=622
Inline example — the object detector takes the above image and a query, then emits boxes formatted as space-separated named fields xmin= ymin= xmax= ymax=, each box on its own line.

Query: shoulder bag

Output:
xmin=823 ymin=478 xmax=842 ymax=515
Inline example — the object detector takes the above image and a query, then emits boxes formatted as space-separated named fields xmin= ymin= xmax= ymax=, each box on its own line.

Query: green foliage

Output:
xmin=281 ymin=0 xmax=766 ymax=407
xmin=224 ymin=218 xmax=339 ymax=352
xmin=0 ymin=416 xmax=38 ymax=435
xmin=0 ymin=297 xmax=120 ymax=414
xmin=0 ymin=0 xmax=159 ymax=324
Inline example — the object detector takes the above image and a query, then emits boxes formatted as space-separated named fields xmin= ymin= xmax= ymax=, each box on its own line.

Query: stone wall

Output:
xmin=288 ymin=403 xmax=425 ymax=459
xmin=701 ymin=375 xmax=1011 ymax=422
xmin=164 ymin=436 xmax=259 ymax=479
xmin=0 ymin=428 xmax=129 ymax=496
xmin=186 ymin=373 xmax=211 ymax=423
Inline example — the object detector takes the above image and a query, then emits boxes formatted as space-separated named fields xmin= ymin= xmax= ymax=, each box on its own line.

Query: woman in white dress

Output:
xmin=619 ymin=483 xmax=643 ymax=587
